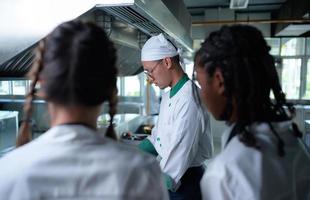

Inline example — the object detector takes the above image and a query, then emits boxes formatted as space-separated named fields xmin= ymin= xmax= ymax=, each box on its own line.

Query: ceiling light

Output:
xmin=230 ymin=0 xmax=249 ymax=9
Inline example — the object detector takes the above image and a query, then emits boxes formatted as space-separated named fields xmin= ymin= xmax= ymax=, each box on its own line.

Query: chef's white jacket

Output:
xmin=0 ymin=125 xmax=168 ymax=200
xmin=148 ymin=79 xmax=213 ymax=190
xmin=201 ymin=121 xmax=310 ymax=200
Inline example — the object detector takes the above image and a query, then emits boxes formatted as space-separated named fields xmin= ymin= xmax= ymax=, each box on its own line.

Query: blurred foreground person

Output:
xmin=0 ymin=20 xmax=168 ymax=200
xmin=195 ymin=25 xmax=310 ymax=200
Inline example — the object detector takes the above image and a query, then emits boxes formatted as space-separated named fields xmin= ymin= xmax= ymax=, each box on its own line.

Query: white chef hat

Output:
xmin=141 ymin=33 xmax=178 ymax=61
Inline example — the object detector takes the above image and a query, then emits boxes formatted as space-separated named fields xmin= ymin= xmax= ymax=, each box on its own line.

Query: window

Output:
xmin=117 ymin=77 xmax=121 ymax=96
xmin=265 ymin=38 xmax=280 ymax=56
xmin=185 ymin=61 xmax=194 ymax=79
xmin=153 ymin=85 xmax=161 ymax=97
xmin=12 ymin=80 xmax=27 ymax=95
xmin=281 ymin=38 xmax=305 ymax=56
xmin=142 ymin=73 xmax=161 ymax=97
xmin=281 ymin=59 xmax=301 ymax=99
xmin=124 ymin=75 xmax=140 ymax=96
xmin=306 ymin=38 xmax=310 ymax=55
xmin=0 ymin=81 xmax=10 ymax=95
xmin=0 ymin=80 xmax=30 ymax=95
xmin=303 ymin=59 xmax=310 ymax=99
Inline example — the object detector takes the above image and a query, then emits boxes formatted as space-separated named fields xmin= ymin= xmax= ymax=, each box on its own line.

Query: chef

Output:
xmin=138 ymin=33 xmax=213 ymax=200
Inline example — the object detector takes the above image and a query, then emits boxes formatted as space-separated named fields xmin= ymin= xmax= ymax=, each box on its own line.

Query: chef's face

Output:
xmin=143 ymin=59 xmax=171 ymax=89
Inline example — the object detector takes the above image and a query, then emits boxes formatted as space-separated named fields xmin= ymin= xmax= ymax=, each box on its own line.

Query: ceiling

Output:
xmin=181 ymin=0 xmax=310 ymax=45
xmin=183 ymin=0 xmax=286 ymax=13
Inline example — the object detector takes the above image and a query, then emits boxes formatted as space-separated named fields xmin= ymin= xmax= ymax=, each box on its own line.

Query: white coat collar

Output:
xmin=221 ymin=121 xmax=292 ymax=150
xmin=36 ymin=124 xmax=106 ymax=144
xmin=221 ymin=123 xmax=235 ymax=150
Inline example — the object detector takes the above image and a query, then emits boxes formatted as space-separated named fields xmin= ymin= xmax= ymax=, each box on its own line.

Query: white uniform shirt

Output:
xmin=143 ymin=84 xmax=159 ymax=115
xmin=201 ymin=121 xmax=310 ymax=200
xmin=148 ymin=79 xmax=213 ymax=189
xmin=0 ymin=125 xmax=169 ymax=200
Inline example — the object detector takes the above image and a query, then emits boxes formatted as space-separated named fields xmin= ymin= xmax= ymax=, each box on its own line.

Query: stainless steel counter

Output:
xmin=0 ymin=111 xmax=18 ymax=155
xmin=97 ymin=114 xmax=158 ymax=146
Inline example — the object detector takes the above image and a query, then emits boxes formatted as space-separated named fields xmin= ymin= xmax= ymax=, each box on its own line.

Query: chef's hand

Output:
xmin=138 ymin=138 xmax=158 ymax=156
xmin=163 ymin=173 xmax=176 ymax=191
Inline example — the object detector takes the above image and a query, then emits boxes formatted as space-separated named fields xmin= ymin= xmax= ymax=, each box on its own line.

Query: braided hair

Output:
xmin=16 ymin=41 xmax=45 ymax=147
xmin=17 ymin=20 xmax=118 ymax=147
xmin=194 ymin=25 xmax=302 ymax=156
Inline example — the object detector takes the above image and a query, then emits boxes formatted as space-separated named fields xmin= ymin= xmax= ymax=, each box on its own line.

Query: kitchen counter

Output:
xmin=0 ymin=111 xmax=18 ymax=156
xmin=97 ymin=114 xmax=158 ymax=146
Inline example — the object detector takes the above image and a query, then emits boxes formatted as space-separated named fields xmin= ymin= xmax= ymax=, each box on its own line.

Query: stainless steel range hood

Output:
xmin=0 ymin=0 xmax=193 ymax=77
xmin=96 ymin=0 xmax=193 ymax=53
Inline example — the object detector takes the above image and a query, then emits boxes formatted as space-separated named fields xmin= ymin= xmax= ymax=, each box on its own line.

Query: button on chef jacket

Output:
xmin=147 ymin=74 xmax=213 ymax=190
xmin=0 ymin=125 xmax=169 ymax=200
xmin=200 ymin=121 xmax=310 ymax=200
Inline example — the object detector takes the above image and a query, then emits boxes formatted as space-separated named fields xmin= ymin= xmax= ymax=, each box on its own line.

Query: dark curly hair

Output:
xmin=17 ymin=20 xmax=118 ymax=146
xmin=194 ymin=25 xmax=302 ymax=156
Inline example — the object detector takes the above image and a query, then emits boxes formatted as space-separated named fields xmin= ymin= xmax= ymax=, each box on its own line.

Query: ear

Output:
xmin=163 ymin=57 xmax=173 ymax=69
xmin=213 ymin=68 xmax=225 ymax=95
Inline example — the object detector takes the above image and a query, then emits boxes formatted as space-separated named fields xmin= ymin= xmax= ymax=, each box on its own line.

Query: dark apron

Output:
xmin=168 ymin=166 xmax=205 ymax=200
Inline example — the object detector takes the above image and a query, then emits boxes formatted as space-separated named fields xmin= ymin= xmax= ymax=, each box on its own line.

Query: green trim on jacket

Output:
xmin=138 ymin=138 xmax=158 ymax=156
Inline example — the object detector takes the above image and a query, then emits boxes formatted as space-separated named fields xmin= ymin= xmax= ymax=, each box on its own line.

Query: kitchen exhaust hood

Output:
xmin=0 ymin=0 xmax=193 ymax=77
xmin=96 ymin=0 xmax=193 ymax=53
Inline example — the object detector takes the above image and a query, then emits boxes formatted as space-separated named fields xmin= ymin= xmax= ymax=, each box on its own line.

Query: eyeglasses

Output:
xmin=143 ymin=60 xmax=162 ymax=77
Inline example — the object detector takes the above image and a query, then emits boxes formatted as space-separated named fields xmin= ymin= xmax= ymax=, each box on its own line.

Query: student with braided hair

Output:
xmin=194 ymin=25 xmax=310 ymax=200
xmin=0 ymin=20 xmax=168 ymax=200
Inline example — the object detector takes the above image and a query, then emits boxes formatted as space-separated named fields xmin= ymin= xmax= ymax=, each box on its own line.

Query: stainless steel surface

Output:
xmin=0 ymin=45 xmax=35 ymax=77
xmin=95 ymin=11 xmax=143 ymax=76
xmin=0 ymin=8 xmax=144 ymax=77
xmin=97 ymin=113 xmax=157 ymax=135
xmin=97 ymin=113 xmax=142 ymax=135
xmin=97 ymin=0 xmax=193 ymax=52
xmin=114 ymin=43 xmax=141 ymax=76
xmin=0 ymin=0 xmax=193 ymax=76
xmin=0 ymin=0 xmax=100 ymax=66
xmin=0 ymin=111 xmax=18 ymax=155
xmin=108 ymin=114 xmax=157 ymax=146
